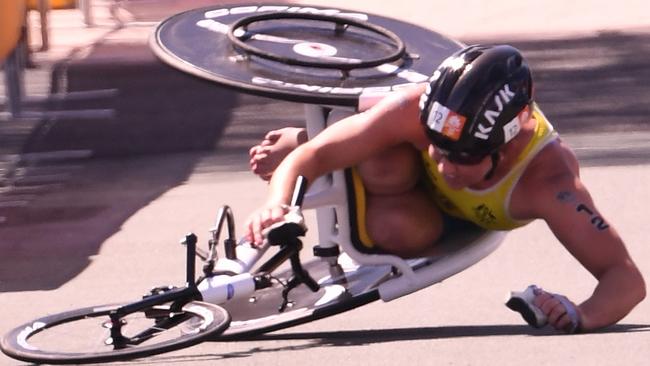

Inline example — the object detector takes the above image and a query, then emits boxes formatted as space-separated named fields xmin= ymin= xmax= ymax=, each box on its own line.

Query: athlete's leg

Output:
xmin=358 ymin=143 xmax=444 ymax=257
xmin=356 ymin=143 xmax=422 ymax=195
xmin=249 ymin=127 xmax=307 ymax=180
xmin=365 ymin=188 xmax=444 ymax=257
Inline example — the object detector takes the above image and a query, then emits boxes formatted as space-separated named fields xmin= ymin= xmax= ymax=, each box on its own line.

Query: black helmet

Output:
xmin=419 ymin=44 xmax=533 ymax=164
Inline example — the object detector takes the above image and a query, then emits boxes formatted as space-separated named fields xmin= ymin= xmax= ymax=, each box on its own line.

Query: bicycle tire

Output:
xmin=1 ymin=301 xmax=230 ymax=364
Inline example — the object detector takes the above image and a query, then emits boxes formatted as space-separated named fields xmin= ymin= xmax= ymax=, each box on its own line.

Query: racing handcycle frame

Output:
xmin=1 ymin=7 xmax=511 ymax=363
xmin=1 ymin=103 xmax=506 ymax=364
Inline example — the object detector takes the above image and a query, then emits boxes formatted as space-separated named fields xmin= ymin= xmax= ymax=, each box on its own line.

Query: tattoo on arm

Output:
xmin=556 ymin=191 xmax=610 ymax=231
xmin=577 ymin=204 xmax=610 ymax=231
xmin=556 ymin=191 xmax=575 ymax=202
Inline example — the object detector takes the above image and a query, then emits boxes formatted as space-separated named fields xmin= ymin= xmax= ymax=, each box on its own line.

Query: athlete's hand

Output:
xmin=532 ymin=287 xmax=582 ymax=333
xmin=244 ymin=203 xmax=291 ymax=246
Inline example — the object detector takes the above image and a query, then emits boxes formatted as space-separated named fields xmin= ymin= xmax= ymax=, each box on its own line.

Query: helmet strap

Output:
xmin=483 ymin=152 xmax=500 ymax=181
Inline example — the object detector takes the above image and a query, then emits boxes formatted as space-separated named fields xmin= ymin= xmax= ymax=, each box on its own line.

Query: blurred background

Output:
xmin=2 ymin=0 xmax=648 ymax=159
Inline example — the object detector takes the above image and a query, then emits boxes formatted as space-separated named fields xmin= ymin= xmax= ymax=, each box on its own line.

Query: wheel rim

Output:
xmin=2 ymin=301 xmax=229 ymax=364
xmin=227 ymin=12 xmax=406 ymax=71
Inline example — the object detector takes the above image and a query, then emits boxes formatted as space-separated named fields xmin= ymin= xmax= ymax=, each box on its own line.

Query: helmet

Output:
xmin=419 ymin=44 xmax=533 ymax=164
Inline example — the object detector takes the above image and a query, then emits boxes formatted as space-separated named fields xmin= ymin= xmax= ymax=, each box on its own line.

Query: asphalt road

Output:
xmin=1 ymin=140 xmax=649 ymax=366
xmin=1 ymin=1 xmax=649 ymax=365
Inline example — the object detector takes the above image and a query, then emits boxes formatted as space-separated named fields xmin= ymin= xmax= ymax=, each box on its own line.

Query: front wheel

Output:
xmin=1 ymin=301 xmax=230 ymax=364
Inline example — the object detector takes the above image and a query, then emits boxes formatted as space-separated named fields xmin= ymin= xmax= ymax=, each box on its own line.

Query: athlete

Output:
xmin=244 ymin=45 xmax=645 ymax=333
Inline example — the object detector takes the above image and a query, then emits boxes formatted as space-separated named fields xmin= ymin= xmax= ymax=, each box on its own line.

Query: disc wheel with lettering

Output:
xmin=151 ymin=4 xmax=463 ymax=107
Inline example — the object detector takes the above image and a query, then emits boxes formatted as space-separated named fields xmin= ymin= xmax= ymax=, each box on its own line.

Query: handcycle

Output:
xmin=1 ymin=159 xmax=508 ymax=364
xmin=0 ymin=5 xmax=543 ymax=364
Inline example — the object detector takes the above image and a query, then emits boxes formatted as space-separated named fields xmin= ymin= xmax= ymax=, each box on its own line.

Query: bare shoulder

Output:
xmin=513 ymin=138 xmax=583 ymax=218
xmin=361 ymin=83 xmax=429 ymax=146
xmin=392 ymin=83 xmax=427 ymax=100
xmin=527 ymin=138 xmax=579 ymax=182
xmin=368 ymin=83 xmax=426 ymax=113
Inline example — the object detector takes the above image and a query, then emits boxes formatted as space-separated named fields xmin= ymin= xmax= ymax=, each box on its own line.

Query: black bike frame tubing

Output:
xmin=255 ymin=240 xmax=302 ymax=274
xmin=185 ymin=233 xmax=197 ymax=285
xmin=112 ymin=286 xmax=201 ymax=318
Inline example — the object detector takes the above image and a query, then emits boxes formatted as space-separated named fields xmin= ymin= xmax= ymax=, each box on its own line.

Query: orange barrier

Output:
xmin=27 ymin=0 xmax=76 ymax=10
xmin=0 ymin=0 xmax=26 ymax=61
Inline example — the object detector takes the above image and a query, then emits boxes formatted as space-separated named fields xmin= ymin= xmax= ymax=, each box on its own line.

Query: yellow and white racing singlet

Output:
xmin=421 ymin=104 xmax=558 ymax=230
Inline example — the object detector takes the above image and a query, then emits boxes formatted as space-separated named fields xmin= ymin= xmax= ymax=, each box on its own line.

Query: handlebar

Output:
xmin=290 ymin=175 xmax=308 ymax=207
xmin=190 ymin=176 xmax=319 ymax=312
xmin=266 ymin=175 xmax=309 ymax=245
xmin=260 ymin=176 xmax=320 ymax=310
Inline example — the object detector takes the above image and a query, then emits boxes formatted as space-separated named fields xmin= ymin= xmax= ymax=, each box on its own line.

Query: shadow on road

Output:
xmin=1 ymin=38 xmax=244 ymax=292
xmin=241 ymin=323 xmax=650 ymax=345
xmin=103 ymin=323 xmax=650 ymax=364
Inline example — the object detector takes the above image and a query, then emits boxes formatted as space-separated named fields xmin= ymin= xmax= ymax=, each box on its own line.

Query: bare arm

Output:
xmin=531 ymin=161 xmax=645 ymax=332
xmin=245 ymin=84 xmax=427 ymax=244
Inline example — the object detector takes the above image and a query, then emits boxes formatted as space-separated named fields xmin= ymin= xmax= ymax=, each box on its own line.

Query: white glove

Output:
xmin=506 ymin=285 xmax=580 ymax=333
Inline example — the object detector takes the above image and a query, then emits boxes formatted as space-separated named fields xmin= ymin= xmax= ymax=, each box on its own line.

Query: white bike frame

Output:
xmin=197 ymin=102 xmax=506 ymax=306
